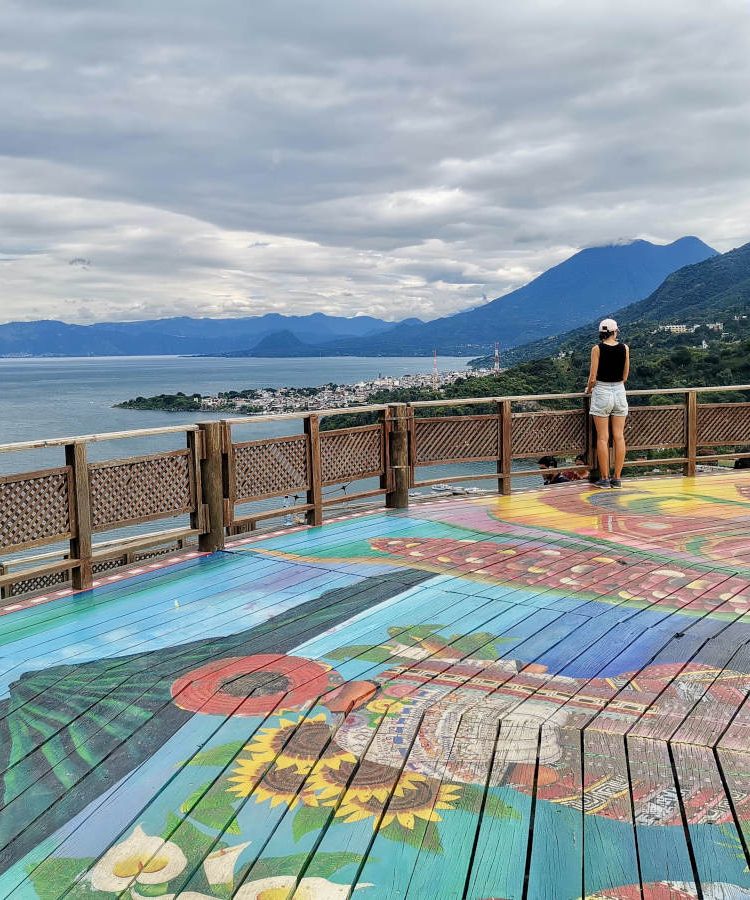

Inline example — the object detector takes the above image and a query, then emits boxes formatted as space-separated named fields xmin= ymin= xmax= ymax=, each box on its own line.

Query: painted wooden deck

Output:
xmin=2 ymin=472 xmax=750 ymax=899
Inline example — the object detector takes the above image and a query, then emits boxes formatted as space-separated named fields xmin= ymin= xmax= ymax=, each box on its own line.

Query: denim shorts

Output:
xmin=590 ymin=381 xmax=628 ymax=417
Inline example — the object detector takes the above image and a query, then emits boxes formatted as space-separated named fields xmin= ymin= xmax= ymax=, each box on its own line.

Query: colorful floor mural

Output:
xmin=1 ymin=473 xmax=750 ymax=899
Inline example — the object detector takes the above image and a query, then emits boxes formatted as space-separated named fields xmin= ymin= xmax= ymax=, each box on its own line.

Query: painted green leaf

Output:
xmin=292 ymin=803 xmax=331 ymax=842
xmin=454 ymin=783 xmax=483 ymax=813
xmin=27 ymin=856 xmax=105 ymax=900
xmin=379 ymin=819 xmax=444 ymax=854
xmin=131 ymin=884 xmax=168 ymax=897
xmin=162 ymin=810 xmax=231 ymax=862
xmin=325 ymin=645 xmax=392 ymax=662
xmin=242 ymin=851 xmax=363 ymax=881
xmin=185 ymin=741 xmax=246 ymax=768
xmin=386 ymin=624 xmax=443 ymax=639
xmin=484 ymin=791 xmax=520 ymax=820
xmin=181 ymin=782 xmax=241 ymax=834
xmin=419 ymin=820 xmax=444 ymax=854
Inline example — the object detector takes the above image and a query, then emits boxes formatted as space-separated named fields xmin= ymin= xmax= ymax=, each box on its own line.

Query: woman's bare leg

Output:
xmin=593 ymin=415 xmax=610 ymax=478
xmin=611 ymin=415 xmax=627 ymax=479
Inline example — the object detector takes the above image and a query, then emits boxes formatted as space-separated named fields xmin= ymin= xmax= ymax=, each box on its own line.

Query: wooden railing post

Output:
xmin=386 ymin=403 xmax=410 ymax=509
xmin=65 ymin=440 xmax=93 ymax=590
xmin=498 ymin=399 xmax=512 ymax=495
xmin=379 ymin=407 xmax=392 ymax=495
xmin=187 ymin=429 xmax=207 ymax=535
xmin=583 ymin=396 xmax=595 ymax=471
xmin=304 ymin=414 xmax=323 ymax=526
xmin=684 ymin=390 xmax=698 ymax=477
xmin=198 ymin=421 xmax=226 ymax=552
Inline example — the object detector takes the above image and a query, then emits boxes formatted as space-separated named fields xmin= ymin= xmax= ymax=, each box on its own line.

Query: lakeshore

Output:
xmin=115 ymin=364 xmax=498 ymax=415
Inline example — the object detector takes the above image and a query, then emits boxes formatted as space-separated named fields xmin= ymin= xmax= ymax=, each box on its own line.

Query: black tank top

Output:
xmin=596 ymin=341 xmax=626 ymax=382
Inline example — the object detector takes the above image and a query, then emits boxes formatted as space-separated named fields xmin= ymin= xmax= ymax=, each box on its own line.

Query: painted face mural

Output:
xmin=2 ymin=475 xmax=750 ymax=899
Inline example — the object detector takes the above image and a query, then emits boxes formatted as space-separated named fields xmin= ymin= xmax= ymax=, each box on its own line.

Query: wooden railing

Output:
xmin=1 ymin=386 xmax=749 ymax=598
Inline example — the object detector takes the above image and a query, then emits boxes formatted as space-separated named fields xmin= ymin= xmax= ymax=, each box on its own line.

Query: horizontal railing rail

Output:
xmin=1 ymin=384 xmax=749 ymax=599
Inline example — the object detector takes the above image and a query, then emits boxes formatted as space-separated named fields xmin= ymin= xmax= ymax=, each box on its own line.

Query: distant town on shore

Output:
xmin=115 ymin=363 xmax=499 ymax=415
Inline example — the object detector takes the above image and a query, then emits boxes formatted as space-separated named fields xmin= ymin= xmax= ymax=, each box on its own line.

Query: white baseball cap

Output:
xmin=599 ymin=318 xmax=618 ymax=332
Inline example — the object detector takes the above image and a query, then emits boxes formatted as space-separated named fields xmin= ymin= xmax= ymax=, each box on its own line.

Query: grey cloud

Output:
xmin=0 ymin=0 xmax=749 ymax=323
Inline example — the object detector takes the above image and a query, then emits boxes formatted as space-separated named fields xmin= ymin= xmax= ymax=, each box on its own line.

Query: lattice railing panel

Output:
xmin=414 ymin=416 xmax=499 ymax=464
xmin=320 ymin=426 xmax=383 ymax=485
xmin=233 ymin=437 xmax=309 ymax=501
xmin=7 ymin=569 xmax=69 ymax=596
xmin=698 ymin=403 xmax=750 ymax=446
xmin=90 ymin=451 xmax=193 ymax=531
xmin=625 ymin=405 xmax=686 ymax=449
xmin=512 ymin=411 xmax=585 ymax=457
xmin=0 ymin=468 xmax=72 ymax=551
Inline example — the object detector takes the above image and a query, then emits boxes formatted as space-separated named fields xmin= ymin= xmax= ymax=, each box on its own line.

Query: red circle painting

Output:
xmin=171 ymin=653 xmax=337 ymax=716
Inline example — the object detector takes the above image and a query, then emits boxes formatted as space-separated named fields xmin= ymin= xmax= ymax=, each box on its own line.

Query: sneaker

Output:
xmin=610 ymin=478 xmax=622 ymax=488
xmin=594 ymin=478 xmax=611 ymax=488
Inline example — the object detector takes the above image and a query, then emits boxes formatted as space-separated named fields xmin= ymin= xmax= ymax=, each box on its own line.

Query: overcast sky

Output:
xmin=1 ymin=0 xmax=749 ymax=324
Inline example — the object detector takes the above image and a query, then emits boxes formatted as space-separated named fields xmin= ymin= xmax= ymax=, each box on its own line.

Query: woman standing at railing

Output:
xmin=585 ymin=318 xmax=630 ymax=488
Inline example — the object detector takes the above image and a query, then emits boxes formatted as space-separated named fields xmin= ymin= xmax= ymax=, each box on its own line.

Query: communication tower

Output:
xmin=493 ymin=342 xmax=501 ymax=373
xmin=432 ymin=349 xmax=439 ymax=390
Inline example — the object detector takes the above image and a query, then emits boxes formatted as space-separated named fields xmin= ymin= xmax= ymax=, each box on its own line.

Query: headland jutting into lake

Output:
xmin=115 ymin=363 xmax=498 ymax=415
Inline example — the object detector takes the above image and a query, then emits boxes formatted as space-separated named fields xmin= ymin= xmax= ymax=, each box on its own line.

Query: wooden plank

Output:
xmin=321 ymin=488 xmax=387 ymax=508
xmin=582 ymin=729 xmax=641 ymax=899
xmin=464 ymin=717 xmax=538 ymax=899
xmin=404 ymin=707 xmax=503 ymax=898
xmin=627 ymin=618 xmax=750 ymax=743
xmin=670 ymin=636 xmax=750 ymax=748
xmin=715 ymin=748 xmax=750 ymax=872
xmin=222 ymin=402 xmax=389 ymax=425
xmin=0 ymin=557 xmax=79 ymax=590
xmin=91 ymin=527 xmax=200 ymax=561
xmin=627 ymin=735 xmax=697 ymax=888
xmin=672 ymin=741 xmax=750 ymax=890
xmin=0 ymin=423 xmax=199 ymax=454
xmin=0 ymin=465 xmax=71 ymax=484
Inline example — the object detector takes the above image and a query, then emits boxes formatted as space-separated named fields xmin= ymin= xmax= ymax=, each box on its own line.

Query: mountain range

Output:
xmin=0 ymin=312 xmax=411 ymax=358
xmin=298 ymin=236 xmax=716 ymax=357
xmin=0 ymin=236 xmax=717 ymax=358
xmin=477 ymin=239 xmax=750 ymax=369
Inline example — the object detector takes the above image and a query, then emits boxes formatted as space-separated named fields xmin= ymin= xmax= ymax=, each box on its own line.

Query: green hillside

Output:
xmin=345 ymin=243 xmax=750 ymax=416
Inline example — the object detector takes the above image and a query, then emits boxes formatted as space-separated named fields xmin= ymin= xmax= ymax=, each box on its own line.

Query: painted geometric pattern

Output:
xmin=233 ymin=437 xmax=309 ymax=501
xmin=512 ymin=410 xmax=586 ymax=456
xmin=0 ymin=467 xmax=70 ymax=549
xmin=320 ymin=426 xmax=383 ymax=485
xmin=90 ymin=452 xmax=193 ymax=530
xmin=415 ymin=415 xmax=499 ymax=463
xmin=3 ymin=472 xmax=750 ymax=899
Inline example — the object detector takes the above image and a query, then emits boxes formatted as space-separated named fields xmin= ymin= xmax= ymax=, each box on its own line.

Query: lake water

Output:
xmin=0 ymin=355 xmax=542 ymax=564
xmin=0 ymin=355 xmax=472 ymax=472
